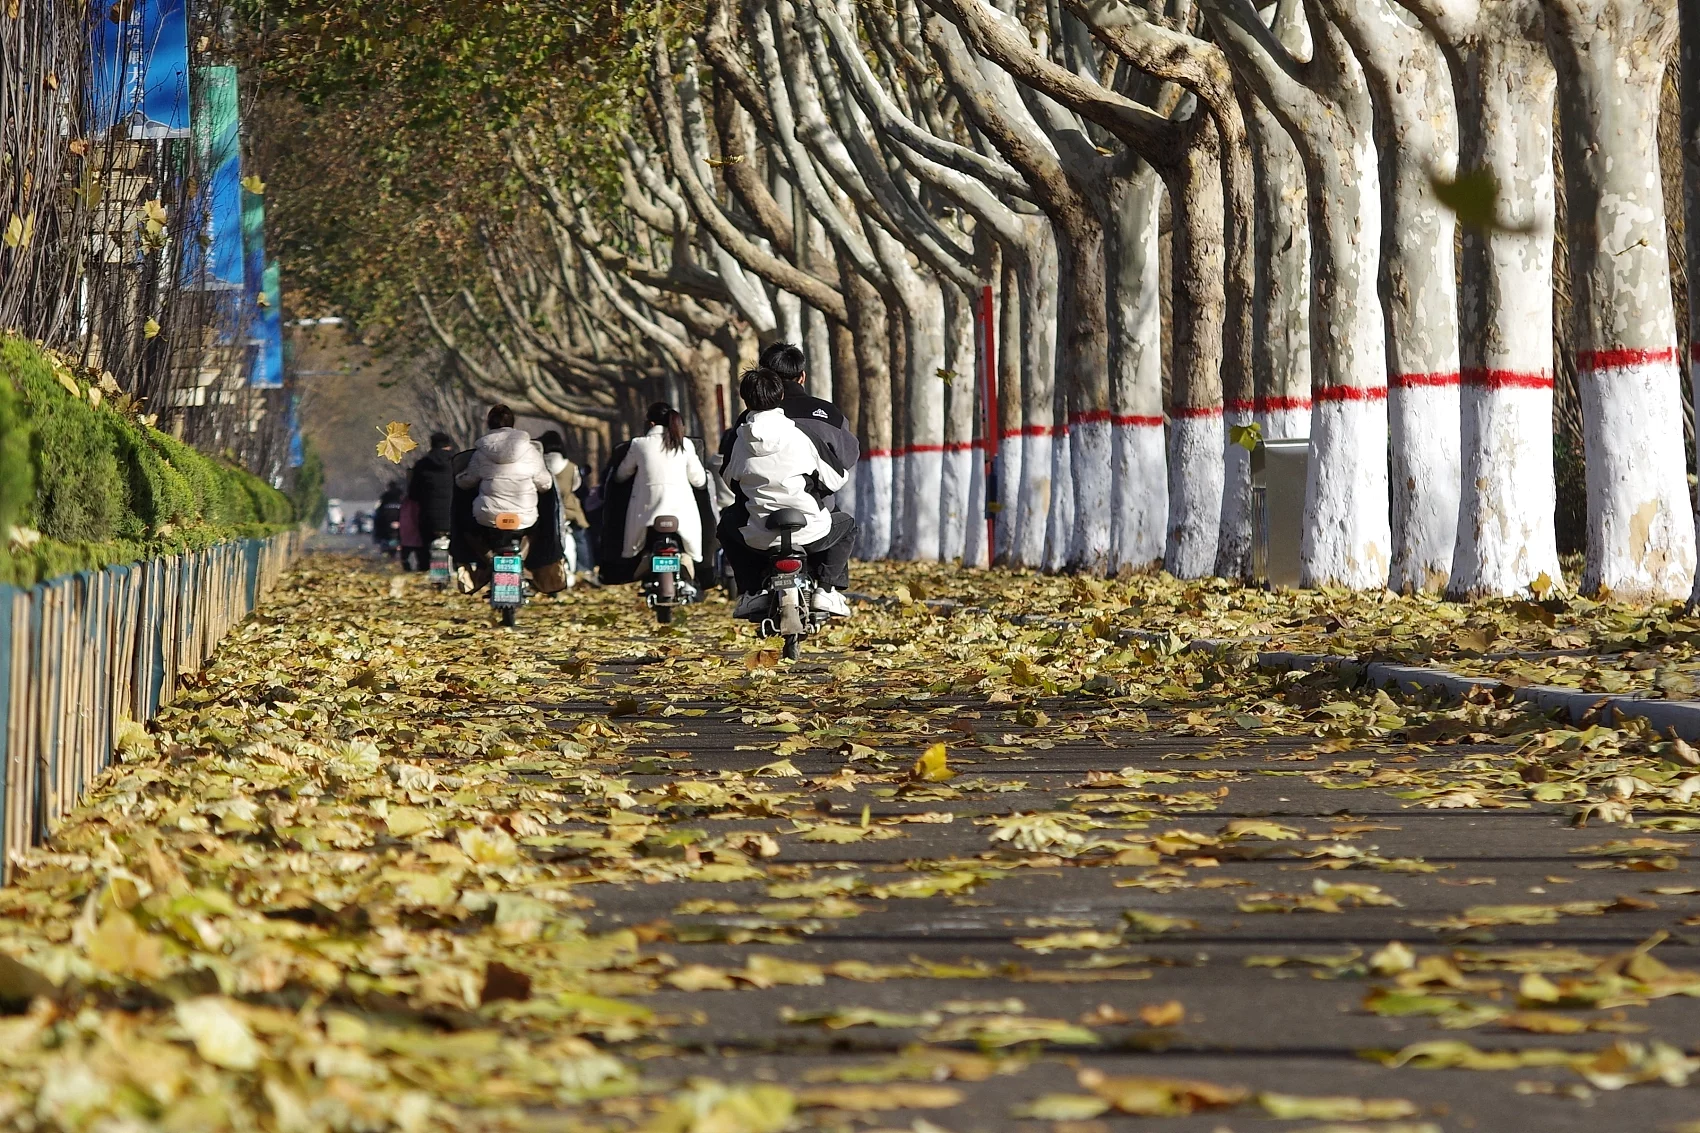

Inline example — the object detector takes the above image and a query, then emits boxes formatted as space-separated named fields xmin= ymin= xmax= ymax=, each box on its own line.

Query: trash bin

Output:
xmin=1251 ymin=438 xmax=1308 ymax=588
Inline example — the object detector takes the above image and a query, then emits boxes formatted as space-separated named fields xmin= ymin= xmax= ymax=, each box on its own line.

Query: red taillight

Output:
xmin=774 ymin=558 xmax=803 ymax=573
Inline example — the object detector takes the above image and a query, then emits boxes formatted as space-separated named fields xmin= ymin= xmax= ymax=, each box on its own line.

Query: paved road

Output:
xmin=523 ymin=647 xmax=1700 ymax=1131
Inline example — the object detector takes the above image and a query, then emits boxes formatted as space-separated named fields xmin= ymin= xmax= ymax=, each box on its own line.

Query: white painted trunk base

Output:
xmin=1259 ymin=404 xmax=1311 ymax=442
xmin=1450 ymin=381 xmax=1562 ymax=597
xmin=888 ymin=452 xmax=910 ymax=561
xmin=1110 ymin=419 xmax=1165 ymax=572
xmin=941 ymin=445 xmax=974 ymax=563
xmin=1580 ymin=355 xmax=1696 ymax=600
xmin=994 ymin=436 xmax=1022 ymax=566
xmin=963 ymin=447 xmax=988 ymax=568
xmin=855 ymin=454 xmax=893 ymax=560
xmin=1216 ymin=405 xmax=1254 ymax=580
xmin=906 ymin=448 xmax=945 ymax=562
xmin=1302 ymin=395 xmax=1392 ymax=589
xmin=1015 ymin=431 xmax=1052 ymax=568
xmin=1165 ymin=412 xmax=1225 ymax=578
xmin=1068 ymin=418 xmax=1113 ymax=572
xmin=1389 ymin=380 xmax=1462 ymax=593
xmin=1044 ymin=429 xmax=1072 ymax=574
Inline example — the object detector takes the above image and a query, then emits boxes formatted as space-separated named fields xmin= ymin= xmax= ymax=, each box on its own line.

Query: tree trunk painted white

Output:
xmin=1204 ymin=0 xmax=1392 ymax=588
xmin=941 ymin=283 xmax=978 ymax=562
xmin=1397 ymin=0 xmax=1564 ymax=598
xmin=995 ymin=257 xmax=1024 ymax=564
xmin=1165 ymin=126 xmax=1227 ymax=578
xmin=1013 ymin=222 xmax=1059 ymax=568
xmin=1325 ymin=0 xmax=1461 ymax=594
xmin=1244 ymin=85 xmax=1313 ymax=442
xmin=1546 ymin=0 xmax=1694 ymax=600
xmin=1046 ymin=411 xmax=1073 ymax=573
xmin=846 ymin=269 xmax=894 ymax=558
xmin=1685 ymin=0 xmax=1700 ymax=607
xmin=1107 ymin=162 xmax=1167 ymax=573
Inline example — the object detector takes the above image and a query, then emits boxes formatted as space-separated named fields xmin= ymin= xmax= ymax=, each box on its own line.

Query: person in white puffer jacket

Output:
xmin=457 ymin=404 xmax=553 ymax=529
xmin=723 ymin=368 xmax=856 ymax=618
xmin=452 ymin=405 xmax=553 ymax=593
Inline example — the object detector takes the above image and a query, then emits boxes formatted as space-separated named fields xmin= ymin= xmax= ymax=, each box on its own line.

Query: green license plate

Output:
xmin=651 ymin=554 xmax=680 ymax=572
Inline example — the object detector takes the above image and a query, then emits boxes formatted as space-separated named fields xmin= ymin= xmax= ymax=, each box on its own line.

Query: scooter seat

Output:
xmin=652 ymin=515 xmax=680 ymax=534
xmin=767 ymin=508 xmax=809 ymax=532
xmin=493 ymin=512 xmax=524 ymax=531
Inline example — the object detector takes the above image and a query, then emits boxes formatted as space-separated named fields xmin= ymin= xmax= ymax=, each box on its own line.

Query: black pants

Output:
xmin=720 ymin=511 xmax=855 ymax=593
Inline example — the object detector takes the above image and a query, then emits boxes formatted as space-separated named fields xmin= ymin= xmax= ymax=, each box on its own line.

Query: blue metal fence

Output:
xmin=0 ymin=532 xmax=298 ymax=879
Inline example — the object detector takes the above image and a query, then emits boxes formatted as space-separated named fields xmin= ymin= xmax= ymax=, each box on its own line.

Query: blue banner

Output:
xmin=184 ymin=65 xmax=244 ymax=294
xmin=85 ymin=0 xmax=190 ymax=139
xmin=251 ymin=262 xmax=285 ymax=389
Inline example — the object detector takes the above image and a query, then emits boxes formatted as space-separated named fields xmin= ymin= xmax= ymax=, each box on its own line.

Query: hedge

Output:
xmin=0 ymin=332 xmax=295 ymax=587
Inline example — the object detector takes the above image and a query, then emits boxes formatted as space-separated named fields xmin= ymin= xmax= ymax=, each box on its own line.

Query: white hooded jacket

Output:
xmin=725 ymin=408 xmax=847 ymax=549
xmin=615 ymin=426 xmax=708 ymax=560
xmin=456 ymin=428 xmax=552 ymax=528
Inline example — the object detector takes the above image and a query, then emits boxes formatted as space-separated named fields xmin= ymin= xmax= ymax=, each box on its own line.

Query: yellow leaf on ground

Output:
xmin=911 ymin=743 xmax=955 ymax=782
xmin=795 ymin=1084 xmax=963 ymax=1110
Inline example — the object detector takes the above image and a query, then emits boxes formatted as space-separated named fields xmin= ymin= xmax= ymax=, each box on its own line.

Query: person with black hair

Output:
xmin=452 ymin=406 xmax=553 ymax=589
xmin=407 ymin=431 xmax=457 ymax=551
xmin=614 ymin=402 xmax=708 ymax=575
xmin=723 ymin=368 xmax=856 ymax=618
xmin=717 ymin=342 xmax=859 ymax=596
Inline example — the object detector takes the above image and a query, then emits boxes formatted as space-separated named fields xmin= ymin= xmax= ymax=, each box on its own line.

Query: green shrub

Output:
xmin=0 ymin=332 xmax=295 ymax=587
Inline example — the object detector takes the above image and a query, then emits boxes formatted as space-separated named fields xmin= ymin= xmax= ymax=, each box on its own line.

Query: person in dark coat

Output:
xmin=373 ymin=483 xmax=403 ymax=558
xmin=408 ymin=433 xmax=457 ymax=545
xmin=717 ymin=342 xmax=858 ymax=594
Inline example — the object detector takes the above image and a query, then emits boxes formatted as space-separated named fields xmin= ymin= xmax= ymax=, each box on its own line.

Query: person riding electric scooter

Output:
xmin=452 ymin=405 xmax=553 ymax=597
xmin=717 ymin=343 xmax=858 ymax=611
xmin=723 ymin=368 xmax=857 ymax=623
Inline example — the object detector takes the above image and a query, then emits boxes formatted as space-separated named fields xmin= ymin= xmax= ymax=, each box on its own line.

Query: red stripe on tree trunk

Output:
xmin=1113 ymin=414 xmax=1164 ymax=427
xmin=1576 ymin=347 xmax=1678 ymax=370
xmin=1067 ymin=409 xmax=1113 ymax=426
xmin=1170 ymin=404 xmax=1225 ymax=419
xmin=1257 ymin=395 xmax=1312 ymax=412
xmin=1460 ymin=368 xmax=1555 ymax=390
xmin=1390 ymin=371 xmax=1461 ymax=388
xmin=1312 ymin=385 xmax=1388 ymax=403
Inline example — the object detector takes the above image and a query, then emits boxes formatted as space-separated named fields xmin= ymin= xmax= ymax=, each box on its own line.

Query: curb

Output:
xmin=844 ymin=590 xmax=1700 ymax=741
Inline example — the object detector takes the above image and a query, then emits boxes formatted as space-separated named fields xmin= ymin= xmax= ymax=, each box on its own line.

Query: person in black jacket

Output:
xmin=373 ymin=483 xmax=403 ymax=553
xmin=408 ymin=433 xmax=457 ymax=547
xmin=717 ymin=343 xmax=859 ymax=600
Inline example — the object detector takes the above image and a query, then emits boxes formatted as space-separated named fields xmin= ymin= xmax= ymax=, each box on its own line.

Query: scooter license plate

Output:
xmin=491 ymin=554 xmax=524 ymax=604
xmin=771 ymin=574 xmax=801 ymax=589
xmin=428 ymin=555 xmax=450 ymax=584
xmin=651 ymin=554 xmax=680 ymax=572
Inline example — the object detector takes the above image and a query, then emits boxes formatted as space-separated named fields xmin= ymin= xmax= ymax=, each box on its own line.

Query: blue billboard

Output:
xmin=86 ymin=0 xmax=191 ymax=139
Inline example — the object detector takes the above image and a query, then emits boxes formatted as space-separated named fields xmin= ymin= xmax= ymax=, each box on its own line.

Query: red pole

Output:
xmin=715 ymin=385 xmax=727 ymax=437
xmin=978 ymin=284 xmax=998 ymax=556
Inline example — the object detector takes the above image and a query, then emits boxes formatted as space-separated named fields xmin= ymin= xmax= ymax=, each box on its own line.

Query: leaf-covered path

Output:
xmin=3 ymin=555 xmax=1699 ymax=1131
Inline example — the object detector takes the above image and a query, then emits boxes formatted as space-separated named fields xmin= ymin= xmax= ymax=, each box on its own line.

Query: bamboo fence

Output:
xmin=0 ymin=531 xmax=299 ymax=880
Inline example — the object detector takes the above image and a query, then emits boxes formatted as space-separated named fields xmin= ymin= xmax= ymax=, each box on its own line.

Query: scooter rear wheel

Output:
xmin=500 ymin=607 xmax=516 ymax=628
xmin=656 ymin=605 xmax=673 ymax=625
xmin=782 ymin=635 xmax=801 ymax=661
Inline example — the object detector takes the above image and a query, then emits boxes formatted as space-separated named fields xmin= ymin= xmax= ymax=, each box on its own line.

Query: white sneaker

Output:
xmin=734 ymin=591 xmax=771 ymax=620
xmin=811 ymin=588 xmax=851 ymax=618
xmin=455 ymin=565 xmax=477 ymax=594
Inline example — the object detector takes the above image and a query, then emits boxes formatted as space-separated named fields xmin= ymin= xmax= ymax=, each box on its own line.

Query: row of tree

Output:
xmin=250 ymin=0 xmax=1700 ymax=599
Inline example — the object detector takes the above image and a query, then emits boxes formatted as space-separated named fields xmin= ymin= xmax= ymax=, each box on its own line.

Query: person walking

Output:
xmin=614 ymin=403 xmax=707 ymax=583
